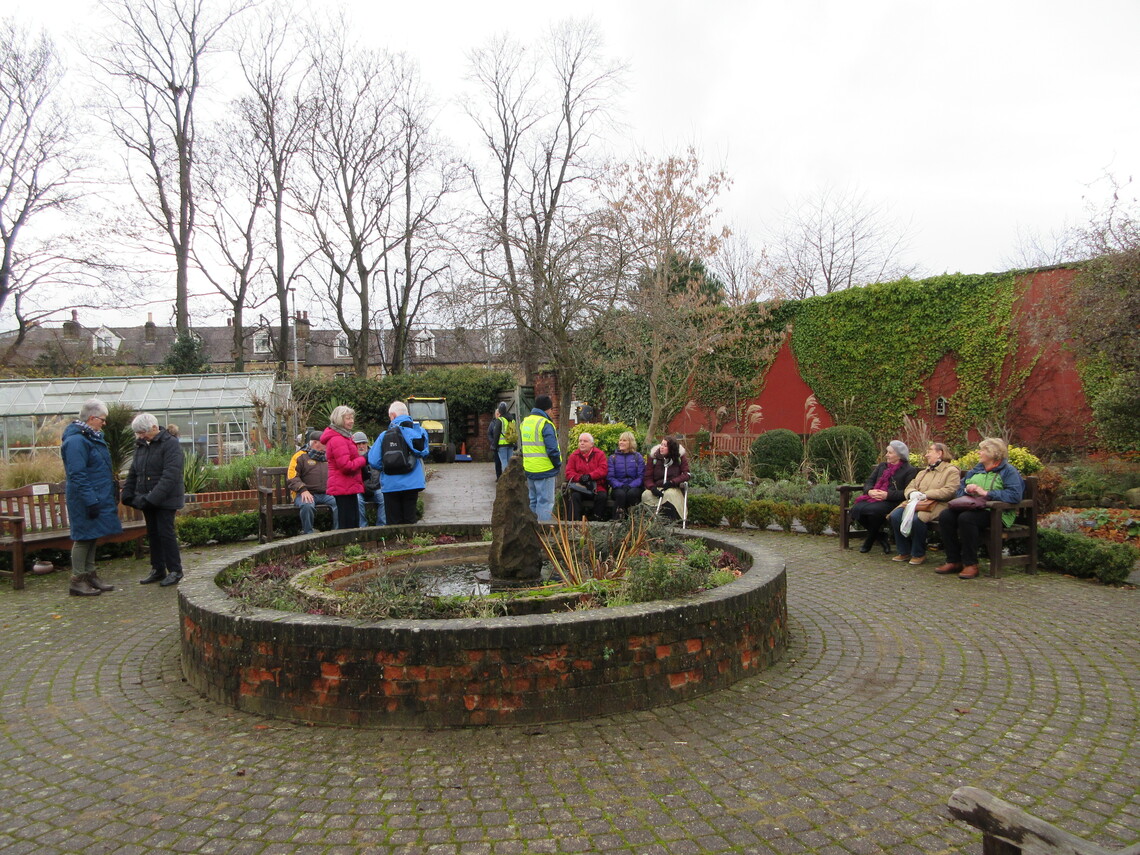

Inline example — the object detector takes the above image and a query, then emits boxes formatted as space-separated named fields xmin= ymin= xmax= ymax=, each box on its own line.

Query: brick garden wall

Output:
xmin=179 ymin=526 xmax=787 ymax=728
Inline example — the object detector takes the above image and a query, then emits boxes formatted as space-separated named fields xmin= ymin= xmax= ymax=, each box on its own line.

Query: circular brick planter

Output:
xmin=179 ymin=524 xmax=787 ymax=727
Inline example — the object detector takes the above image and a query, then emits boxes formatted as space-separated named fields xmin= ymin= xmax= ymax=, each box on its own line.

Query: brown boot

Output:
xmin=934 ymin=562 xmax=962 ymax=575
xmin=69 ymin=574 xmax=102 ymax=596
xmin=958 ymin=565 xmax=980 ymax=579
xmin=88 ymin=573 xmax=115 ymax=592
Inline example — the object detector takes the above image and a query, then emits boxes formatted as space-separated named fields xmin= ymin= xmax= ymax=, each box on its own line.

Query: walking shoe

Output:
xmin=69 ymin=574 xmax=102 ymax=596
xmin=958 ymin=565 xmax=980 ymax=579
xmin=159 ymin=571 xmax=183 ymax=587
xmin=935 ymin=563 xmax=962 ymax=575
xmin=139 ymin=569 xmax=167 ymax=584
xmin=88 ymin=573 xmax=115 ymax=592
xmin=908 ymin=556 xmax=926 ymax=566
xmin=891 ymin=554 xmax=909 ymax=562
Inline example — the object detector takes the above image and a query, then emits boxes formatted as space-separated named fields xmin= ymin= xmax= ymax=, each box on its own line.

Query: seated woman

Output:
xmin=849 ymin=440 xmax=917 ymax=553
xmin=641 ymin=436 xmax=690 ymax=520
xmin=607 ymin=431 xmax=645 ymax=518
xmin=564 ymin=432 xmax=609 ymax=520
xmin=887 ymin=442 xmax=960 ymax=564
xmin=935 ymin=437 xmax=1024 ymax=580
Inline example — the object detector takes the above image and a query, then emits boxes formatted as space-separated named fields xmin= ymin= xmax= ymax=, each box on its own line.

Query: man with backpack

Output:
xmin=367 ymin=401 xmax=431 ymax=525
xmin=487 ymin=401 xmax=516 ymax=479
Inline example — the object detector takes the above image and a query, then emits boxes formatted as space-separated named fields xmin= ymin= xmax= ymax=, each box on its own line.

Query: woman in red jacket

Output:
xmin=320 ymin=405 xmax=367 ymax=529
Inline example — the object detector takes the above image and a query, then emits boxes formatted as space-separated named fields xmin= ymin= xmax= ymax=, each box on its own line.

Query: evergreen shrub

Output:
xmin=750 ymin=429 xmax=803 ymax=479
xmin=770 ymin=501 xmax=795 ymax=532
xmin=745 ymin=500 xmax=776 ymax=531
xmin=1037 ymin=529 xmax=1138 ymax=585
xmin=568 ymin=422 xmax=635 ymax=455
xmin=807 ymin=426 xmax=877 ymax=483
xmin=686 ymin=493 xmax=726 ymax=527
xmin=797 ymin=503 xmax=837 ymax=535
xmin=722 ymin=497 xmax=747 ymax=528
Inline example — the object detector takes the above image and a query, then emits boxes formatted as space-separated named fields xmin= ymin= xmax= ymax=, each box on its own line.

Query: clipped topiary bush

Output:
xmin=750 ymin=429 xmax=804 ymax=479
xmin=770 ymin=501 xmax=795 ymax=532
xmin=176 ymin=512 xmax=260 ymax=546
xmin=722 ymin=497 xmax=747 ymax=528
xmin=1037 ymin=528 xmax=1138 ymax=585
xmin=745 ymin=499 xmax=776 ymax=531
xmin=797 ymin=503 xmax=837 ymax=535
xmin=807 ymin=425 xmax=877 ymax=483
xmin=686 ymin=493 xmax=726 ymax=527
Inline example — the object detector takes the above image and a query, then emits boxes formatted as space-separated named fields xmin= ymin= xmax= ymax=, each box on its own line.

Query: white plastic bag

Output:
xmin=900 ymin=495 xmax=921 ymax=536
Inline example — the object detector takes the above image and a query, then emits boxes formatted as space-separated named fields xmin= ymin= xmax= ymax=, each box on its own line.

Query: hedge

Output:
xmin=1037 ymin=529 xmax=1138 ymax=585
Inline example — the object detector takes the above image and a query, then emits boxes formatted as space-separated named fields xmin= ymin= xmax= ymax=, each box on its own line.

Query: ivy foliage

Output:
xmin=294 ymin=367 xmax=516 ymax=443
xmin=789 ymin=273 xmax=1037 ymax=442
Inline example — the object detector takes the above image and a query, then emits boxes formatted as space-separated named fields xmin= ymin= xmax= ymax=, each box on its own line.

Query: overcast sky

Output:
xmin=10 ymin=0 xmax=1140 ymax=326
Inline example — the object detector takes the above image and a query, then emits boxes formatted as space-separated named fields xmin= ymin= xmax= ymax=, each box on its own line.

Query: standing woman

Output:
xmin=122 ymin=413 xmax=185 ymax=587
xmin=321 ymin=405 xmax=367 ymax=529
xmin=61 ymin=399 xmax=123 ymax=597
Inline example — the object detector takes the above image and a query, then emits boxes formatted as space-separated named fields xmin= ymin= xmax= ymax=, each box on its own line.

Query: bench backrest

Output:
xmin=0 ymin=481 xmax=145 ymax=532
xmin=255 ymin=467 xmax=292 ymax=505
xmin=711 ymin=434 xmax=753 ymax=455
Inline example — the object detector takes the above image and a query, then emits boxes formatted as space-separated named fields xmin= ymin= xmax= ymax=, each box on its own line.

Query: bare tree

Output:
xmin=298 ymin=28 xmax=402 ymax=377
xmin=236 ymin=7 xmax=314 ymax=376
xmin=92 ymin=0 xmax=252 ymax=332
xmin=0 ymin=20 xmax=84 ymax=318
xmin=193 ymin=119 xmax=271 ymax=371
xmin=381 ymin=63 xmax=464 ymax=375
xmin=1003 ymin=222 xmax=1083 ymax=270
xmin=465 ymin=21 xmax=625 ymax=443
xmin=710 ymin=229 xmax=769 ymax=306
xmin=606 ymin=149 xmax=769 ymax=439
xmin=764 ymin=186 xmax=916 ymax=299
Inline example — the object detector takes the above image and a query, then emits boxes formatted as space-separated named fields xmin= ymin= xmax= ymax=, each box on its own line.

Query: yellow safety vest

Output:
xmin=497 ymin=415 xmax=512 ymax=446
xmin=520 ymin=413 xmax=556 ymax=474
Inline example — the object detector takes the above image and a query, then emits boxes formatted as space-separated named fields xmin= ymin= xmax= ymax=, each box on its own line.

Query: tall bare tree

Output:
xmin=606 ymin=150 xmax=761 ymax=439
xmin=764 ymin=186 xmax=916 ymax=299
xmin=298 ymin=28 xmax=402 ymax=377
xmin=93 ymin=0 xmax=252 ymax=332
xmin=193 ymin=119 xmax=271 ymax=371
xmin=381 ymin=63 xmax=464 ymax=375
xmin=465 ymin=21 xmax=625 ymax=443
xmin=237 ymin=7 xmax=313 ymax=376
xmin=0 ymin=20 xmax=83 ymax=319
xmin=710 ymin=229 xmax=769 ymax=306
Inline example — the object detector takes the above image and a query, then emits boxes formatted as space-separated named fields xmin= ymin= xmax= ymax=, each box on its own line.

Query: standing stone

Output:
xmin=488 ymin=455 xmax=544 ymax=580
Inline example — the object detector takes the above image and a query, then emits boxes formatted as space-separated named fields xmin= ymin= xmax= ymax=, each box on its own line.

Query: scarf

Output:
xmin=855 ymin=460 xmax=903 ymax=503
xmin=327 ymin=424 xmax=354 ymax=441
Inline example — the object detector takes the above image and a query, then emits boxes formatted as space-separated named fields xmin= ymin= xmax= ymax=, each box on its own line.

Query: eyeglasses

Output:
xmin=92 ymin=416 xmax=106 ymax=423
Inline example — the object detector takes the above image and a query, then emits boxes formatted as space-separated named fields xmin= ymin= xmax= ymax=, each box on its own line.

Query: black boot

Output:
xmin=858 ymin=534 xmax=875 ymax=553
xmin=159 ymin=571 xmax=183 ymax=587
xmin=879 ymin=532 xmax=892 ymax=555
xmin=139 ymin=569 xmax=167 ymax=584
xmin=69 ymin=574 xmax=102 ymax=596
xmin=88 ymin=573 xmax=115 ymax=592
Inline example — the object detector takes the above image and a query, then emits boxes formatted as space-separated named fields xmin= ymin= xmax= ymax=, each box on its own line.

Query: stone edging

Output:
xmin=179 ymin=525 xmax=787 ymax=727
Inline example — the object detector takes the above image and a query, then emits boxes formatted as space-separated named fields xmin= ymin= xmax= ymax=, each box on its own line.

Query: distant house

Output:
xmin=0 ymin=311 xmax=518 ymax=379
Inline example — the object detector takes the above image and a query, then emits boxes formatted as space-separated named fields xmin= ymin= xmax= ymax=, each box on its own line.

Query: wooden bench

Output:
xmin=837 ymin=476 xmax=1038 ymax=578
xmin=948 ymin=785 xmax=1140 ymax=855
xmin=256 ymin=466 xmax=381 ymax=542
xmin=0 ymin=482 xmax=148 ymax=591
xmin=699 ymin=433 xmax=754 ymax=460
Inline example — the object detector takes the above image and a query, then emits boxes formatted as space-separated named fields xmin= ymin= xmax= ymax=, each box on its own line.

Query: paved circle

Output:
xmin=1 ymin=465 xmax=1136 ymax=854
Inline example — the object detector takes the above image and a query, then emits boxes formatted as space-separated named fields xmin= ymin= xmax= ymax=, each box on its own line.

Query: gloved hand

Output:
xmin=650 ymin=487 xmax=663 ymax=498
xmin=121 ymin=495 xmax=134 ymax=507
xmin=134 ymin=496 xmax=151 ymax=510
xmin=578 ymin=475 xmax=590 ymax=484
xmin=86 ymin=504 xmax=101 ymax=519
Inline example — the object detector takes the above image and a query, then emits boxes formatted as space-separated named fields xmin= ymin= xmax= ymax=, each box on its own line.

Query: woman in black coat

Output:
xmin=850 ymin=440 xmax=917 ymax=553
xmin=121 ymin=413 xmax=185 ymax=587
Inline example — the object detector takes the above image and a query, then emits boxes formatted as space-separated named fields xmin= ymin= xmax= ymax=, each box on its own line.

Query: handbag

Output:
xmin=915 ymin=499 xmax=936 ymax=512
xmin=948 ymin=495 xmax=987 ymax=510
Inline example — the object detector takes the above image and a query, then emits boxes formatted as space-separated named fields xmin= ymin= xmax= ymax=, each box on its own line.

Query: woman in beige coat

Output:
xmin=887 ymin=442 xmax=960 ymax=565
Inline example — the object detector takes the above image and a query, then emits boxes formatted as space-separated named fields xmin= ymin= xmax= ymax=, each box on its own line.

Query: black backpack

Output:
xmin=380 ymin=424 xmax=416 ymax=475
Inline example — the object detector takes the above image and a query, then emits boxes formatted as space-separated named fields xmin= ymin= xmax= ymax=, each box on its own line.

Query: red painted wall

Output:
xmin=670 ymin=268 xmax=1096 ymax=451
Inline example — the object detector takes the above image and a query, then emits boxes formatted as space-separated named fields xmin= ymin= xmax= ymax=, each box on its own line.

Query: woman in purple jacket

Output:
xmin=607 ymin=431 xmax=645 ymax=518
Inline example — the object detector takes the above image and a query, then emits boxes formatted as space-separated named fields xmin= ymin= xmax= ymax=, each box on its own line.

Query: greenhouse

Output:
xmin=0 ymin=373 xmax=293 ymax=463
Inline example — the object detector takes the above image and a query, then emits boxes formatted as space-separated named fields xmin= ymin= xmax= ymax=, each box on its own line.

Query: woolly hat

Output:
xmin=534 ymin=395 xmax=553 ymax=411
xmin=888 ymin=440 xmax=909 ymax=460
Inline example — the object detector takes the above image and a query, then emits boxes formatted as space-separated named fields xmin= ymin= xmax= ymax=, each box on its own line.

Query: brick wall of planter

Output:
xmin=179 ymin=525 xmax=787 ymax=727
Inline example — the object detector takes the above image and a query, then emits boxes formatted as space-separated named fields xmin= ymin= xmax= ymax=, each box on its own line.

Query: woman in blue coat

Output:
xmin=61 ymin=399 xmax=123 ymax=597
xmin=607 ymin=431 xmax=645 ymax=518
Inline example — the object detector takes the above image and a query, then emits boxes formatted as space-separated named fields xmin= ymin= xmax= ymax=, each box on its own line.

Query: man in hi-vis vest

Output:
xmin=519 ymin=395 xmax=561 ymax=521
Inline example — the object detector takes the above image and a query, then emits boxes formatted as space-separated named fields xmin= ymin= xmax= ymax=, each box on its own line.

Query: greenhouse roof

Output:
xmin=0 ymin=373 xmax=284 ymax=417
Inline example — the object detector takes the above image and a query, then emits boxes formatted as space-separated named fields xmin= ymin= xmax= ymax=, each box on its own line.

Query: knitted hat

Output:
xmin=888 ymin=440 xmax=909 ymax=460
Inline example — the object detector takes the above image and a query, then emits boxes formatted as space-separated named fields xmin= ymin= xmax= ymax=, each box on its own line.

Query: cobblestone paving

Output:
xmin=1 ymin=466 xmax=1137 ymax=854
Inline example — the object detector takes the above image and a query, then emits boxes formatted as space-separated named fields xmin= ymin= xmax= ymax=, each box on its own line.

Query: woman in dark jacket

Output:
xmin=122 ymin=413 xmax=185 ymax=587
xmin=641 ymin=436 xmax=690 ymax=520
xmin=607 ymin=431 xmax=645 ymax=517
xmin=62 ymin=399 xmax=123 ymax=597
xmin=850 ymin=440 xmax=917 ymax=553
